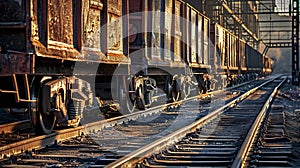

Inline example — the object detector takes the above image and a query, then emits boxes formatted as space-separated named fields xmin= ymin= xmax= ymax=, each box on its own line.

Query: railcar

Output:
xmin=263 ymin=56 xmax=273 ymax=75
xmin=0 ymin=0 xmax=130 ymax=134
xmin=126 ymin=0 xmax=211 ymax=111
xmin=211 ymin=23 xmax=273 ymax=87
xmin=0 ymin=0 xmax=273 ymax=134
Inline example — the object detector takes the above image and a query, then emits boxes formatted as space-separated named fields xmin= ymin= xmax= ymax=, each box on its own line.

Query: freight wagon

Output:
xmin=0 ymin=0 xmax=272 ymax=134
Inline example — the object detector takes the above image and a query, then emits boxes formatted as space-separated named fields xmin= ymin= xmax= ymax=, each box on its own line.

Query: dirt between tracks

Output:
xmin=277 ymin=79 xmax=300 ymax=143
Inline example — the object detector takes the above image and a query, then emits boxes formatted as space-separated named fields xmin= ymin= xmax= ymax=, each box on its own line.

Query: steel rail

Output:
xmin=105 ymin=77 xmax=280 ymax=168
xmin=231 ymin=77 xmax=287 ymax=168
xmin=0 ymin=92 xmax=201 ymax=159
xmin=0 ymin=120 xmax=31 ymax=133
xmin=0 ymin=78 xmax=263 ymax=160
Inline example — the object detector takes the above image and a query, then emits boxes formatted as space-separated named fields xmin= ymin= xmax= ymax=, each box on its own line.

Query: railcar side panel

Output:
xmin=230 ymin=35 xmax=237 ymax=69
xmin=0 ymin=0 xmax=26 ymax=53
xmin=215 ymin=24 xmax=225 ymax=68
xmin=128 ymin=0 xmax=143 ymax=49
xmin=106 ymin=0 xmax=123 ymax=54
xmin=190 ymin=9 xmax=197 ymax=64
xmin=83 ymin=1 xmax=102 ymax=50
xmin=0 ymin=1 xmax=28 ymax=76
xmin=173 ymin=0 xmax=182 ymax=62
xmin=164 ymin=0 xmax=173 ymax=61
xmin=197 ymin=14 xmax=203 ymax=64
xmin=203 ymin=17 xmax=209 ymax=65
xmin=0 ymin=51 xmax=32 ymax=76
xmin=33 ymin=0 xmax=81 ymax=59
xmin=151 ymin=0 xmax=161 ymax=58
xmin=185 ymin=4 xmax=190 ymax=63
xmin=239 ymin=40 xmax=246 ymax=71
xmin=245 ymin=44 xmax=263 ymax=71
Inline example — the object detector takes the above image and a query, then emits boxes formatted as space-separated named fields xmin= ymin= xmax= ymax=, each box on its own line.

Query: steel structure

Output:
xmin=292 ymin=0 xmax=299 ymax=85
xmin=258 ymin=0 xmax=299 ymax=85
xmin=204 ymin=0 xmax=300 ymax=85
xmin=205 ymin=0 xmax=259 ymax=48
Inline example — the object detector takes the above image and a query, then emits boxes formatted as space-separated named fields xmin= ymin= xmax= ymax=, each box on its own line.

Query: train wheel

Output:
xmin=38 ymin=108 xmax=56 ymax=134
xmin=144 ymin=91 xmax=153 ymax=107
xmin=29 ymin=77 xmax=56 ymax=134
xmin=136 ymin=86 xmax=145 ymax=110
xmin=118 ymin=78 xmax=136 ymax=114
xmin=171 ymin=85 xmax=181 ymax=102
xmin=180 ymin=81 xmax=190 ymax=100
xmin=171 ymin=77 xmax=181 ymax=102
xmin=120 ymin=96 xmax=136 ymax=114
xmin=29 ymin=77 xmax=41 ymax=131
xmin=126 ymin=99 xmax=136 ymax=113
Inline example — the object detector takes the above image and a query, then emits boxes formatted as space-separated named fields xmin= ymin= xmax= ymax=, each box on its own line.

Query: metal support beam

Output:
xmin=291 ymin=0 xmax=300 ymax=85
xmin=221 ymin=1 xmax=259 ymax=41
xmin=262 ymin=45 xmax=269 ymax=55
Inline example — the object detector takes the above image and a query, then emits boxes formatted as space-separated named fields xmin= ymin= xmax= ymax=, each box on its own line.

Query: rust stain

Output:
xmin=0 ymin=51 xmax=31 ymax=75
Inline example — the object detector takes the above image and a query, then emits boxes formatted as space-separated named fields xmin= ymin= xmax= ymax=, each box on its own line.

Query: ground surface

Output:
xmin=277 ymin=78 xmax=300 ymax=161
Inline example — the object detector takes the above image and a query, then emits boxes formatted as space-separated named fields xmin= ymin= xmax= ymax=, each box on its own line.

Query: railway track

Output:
xmin=0 ymin=76 xmax=281 ymax=167
xmin=244 ymin=90 xmax=300 ymax=167
xmin=106 ymin=76 xmax=286 ymax=167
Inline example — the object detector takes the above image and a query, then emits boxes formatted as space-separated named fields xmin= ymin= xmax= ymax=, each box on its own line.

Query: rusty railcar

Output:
xmin=127 ymin=0 xmax=212 ymax=106
xmin=211 ymin=23 xmax=274 ymax=87
xmin=212 ymin=24 xmax=241 ymax=88
xmin=263 ymin=55 xmax=273 ymax=75
xmin=0 ymin=0 xmax=273 ymax=134
xmin=0 ymin=0 xmax=130 ymax=134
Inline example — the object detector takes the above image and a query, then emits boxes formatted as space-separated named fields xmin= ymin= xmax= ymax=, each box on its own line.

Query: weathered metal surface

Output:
xmin=190 ymin=9 xmax=197 ymax=63
xmin=245 ymin=44 xmax=263 ymax=70
xmin=0 ymin=29 xmax=26 ymax=54
xmin=107 ymin=13 xmax=123 ymax=51
xmin=198 ymin=14 xmax=203 ymax=64
xmin=30 ymin=0 xmax=81 ymax=59
xmin=83 ymin=0 xmax=102 ymax=49
xmin=203 ymin=17 xmax=209 ymax=65
xmin=108 ymin=0 xmax=122 ymax=15
xmin=103 ymin=0 xmax=123 ymax=57
xmin=128 ymin=0 xmax=143 ymax=50
xmin=0 ymin=120 xmax=31 ymax=134
xmin=151 ymin=0 xmax=161 ymax=58
xmin=185 ymin=5 xmax=190 ymax=60
xmin=164 ymin=0 xmax=172 ymax=60
xmin=239 ymin=40 xmax=246 ymax=69
xmin=0 ymin=0 xmax=25 ymax=22
xmin=48 ymin=0 xmax=73 ymax=45
xmin=174 ymin=1 xmax=182 ymax=62
xmin=25 ymin=0 xmax=127 ymax=63
xmin=0 ymin=51 xmax=32 ymax=75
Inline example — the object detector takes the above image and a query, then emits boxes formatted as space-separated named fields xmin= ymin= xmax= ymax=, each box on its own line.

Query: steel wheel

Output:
xmin=38 ymin=108 xmax=56 ymax=134
xmin=29 ymin=77 xmax=56 ymax=134
xmin=171 ymin=81 xmax=181 ymax=102
xmin=136 ymin=86 xmax=145 ymax=110
xmin=118 ymin=78 xmax=136 ymax=114
xmin=144 ymin=91 xmax=153 ymax=107
xmin=172 ymin=89 xmax=180 ymax=102
xmin=119 ymin=95 xmax=136 ymax=114
xmin=126 ymin=99 xmax=136 ymax=113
